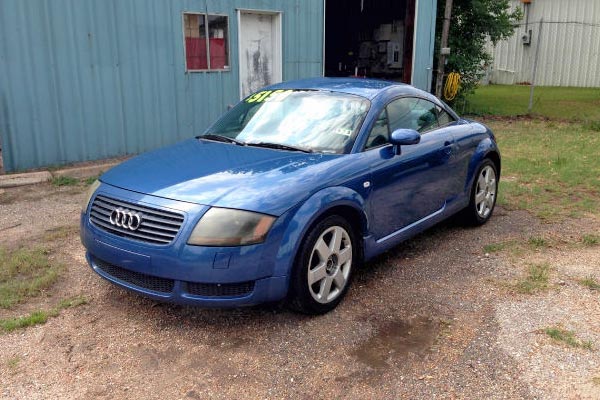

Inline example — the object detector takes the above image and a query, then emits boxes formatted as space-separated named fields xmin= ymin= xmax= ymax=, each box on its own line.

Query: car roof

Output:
xmin=263 ymin=77 xmax=426 ymax=100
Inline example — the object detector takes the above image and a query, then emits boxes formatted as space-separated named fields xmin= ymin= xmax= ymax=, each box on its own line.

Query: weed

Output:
xmin=0 ymin=247 xmax=62 ymax=309
xmin=579 ymin=277 xmax=600 ymax=291
xmin=528 ymin=236 xmax=548 ymax=248
xmin=584 ymin=120 xmax=600 ymax=132
xmin=6 ymin=356 xmax=20 ymax=369
xmin=514 ymin=263 xmax=550 ymax=294
xmin=0 ymin=296 xmax=87 ymax=333
xmin=582 ymin=234 xmax=599 ymax=246
xmin=543 ymin=326 xmax=593 ymax=350
xmin=84 ymin=175 xmax=99 ymax=185
xmin=483 ymin=240 xmax=521 ymax=254
xmin=51 ymin=176 xmax=79 ymax=186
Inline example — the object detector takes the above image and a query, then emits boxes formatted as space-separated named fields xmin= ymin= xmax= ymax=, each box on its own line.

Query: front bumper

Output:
xmin=86 ymin=252 xmax=287 ymax=307
xmin=80 ymin=184 xmax=289 ymax=307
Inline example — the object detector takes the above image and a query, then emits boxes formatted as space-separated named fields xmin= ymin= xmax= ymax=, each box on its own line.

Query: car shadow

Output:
xmin=102 ymin=215 xmax=468 ymax=334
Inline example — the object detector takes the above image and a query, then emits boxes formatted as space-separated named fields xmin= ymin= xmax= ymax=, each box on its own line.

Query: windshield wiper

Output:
xmin=245 ymin=142 xmax=313 ymax=153
xmin=197 ymin=134 xmax=245 ymax=146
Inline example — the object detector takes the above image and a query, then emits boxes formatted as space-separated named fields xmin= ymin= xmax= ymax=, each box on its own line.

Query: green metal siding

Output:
xmin=0 ymin=0 xmax=438 ymax=171
xmin=0 ymin=0 xmax=324 ymax=171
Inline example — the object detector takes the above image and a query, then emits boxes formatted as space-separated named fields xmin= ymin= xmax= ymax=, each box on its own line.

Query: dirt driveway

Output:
xmin=0 ymin=183 xmax=599 ymax=399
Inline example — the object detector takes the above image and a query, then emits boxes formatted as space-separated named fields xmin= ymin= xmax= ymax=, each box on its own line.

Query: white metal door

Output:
xmin=238 ymin=11 xmax=282 ymax=98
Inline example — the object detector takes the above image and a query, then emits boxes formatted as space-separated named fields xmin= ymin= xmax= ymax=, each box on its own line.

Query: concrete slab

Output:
xmin=52 ymin=162 xmax=119 ymax=179
xmin=0 ymin=171 xmax=52 ymax=188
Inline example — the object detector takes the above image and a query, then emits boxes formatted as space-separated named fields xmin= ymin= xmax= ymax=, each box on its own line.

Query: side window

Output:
xmin=437 ymin=106 xmax=455 ymax=127
xmin=387 ymin=97 xmax=439 ymax=134
xmin=365 ymin=109 xmax=390 ymax=150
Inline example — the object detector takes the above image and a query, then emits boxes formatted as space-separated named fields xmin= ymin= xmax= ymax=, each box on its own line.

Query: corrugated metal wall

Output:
xmin=486 ymin=0 xmax=600 ymax=87
xmin=0 ymin=0 xmax=323 ymax=171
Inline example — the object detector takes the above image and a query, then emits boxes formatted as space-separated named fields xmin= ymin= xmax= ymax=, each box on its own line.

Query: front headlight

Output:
xmin=188 ymin=207 xmax=276 ymax=246
xmin=81 ymin=180 xmax=101 ymax=213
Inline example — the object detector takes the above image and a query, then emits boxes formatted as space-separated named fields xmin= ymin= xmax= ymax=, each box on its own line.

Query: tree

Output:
xmin=436 ymin=0 xmax=522 ymax=101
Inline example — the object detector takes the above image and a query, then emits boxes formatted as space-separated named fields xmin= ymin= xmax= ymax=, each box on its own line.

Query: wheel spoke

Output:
xmin=478 ymin=174 xmax=486 ymax=190
xmin=338 ymin=247 xmax=352 ymax=265
xmin=314 ymin=237 xmax=330 ymax=261
xmin=318 ymin=276 xmax=333 ymax=300
xmin=475 ymin=190 xmax=486 ymax=204
xmin=308 ymin=262 xmax=327 ymax=285
xmin=333 ymin=269 xmax=346 ymax=289
xmin=330 ymin=227 xmax=343 ymax=253
xmin=484 ymin=168 xmax=491 ymax=185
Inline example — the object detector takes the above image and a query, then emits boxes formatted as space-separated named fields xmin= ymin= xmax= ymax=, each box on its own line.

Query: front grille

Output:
xmin=90 ymin=195 xmax=184 ymax=245
xmin=187 ymin=281 xmax=255 ymax=297
xmin=94 ymin=258 xmax=175 ymax=294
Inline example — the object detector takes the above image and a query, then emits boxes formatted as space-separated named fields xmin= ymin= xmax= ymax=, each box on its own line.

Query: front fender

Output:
xmin=271 ymin=186 xmax=368 ymax=279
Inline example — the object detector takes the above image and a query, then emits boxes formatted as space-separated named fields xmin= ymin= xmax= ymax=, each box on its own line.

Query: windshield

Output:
xmin=205 ymin=89 xmax=370 ymax=153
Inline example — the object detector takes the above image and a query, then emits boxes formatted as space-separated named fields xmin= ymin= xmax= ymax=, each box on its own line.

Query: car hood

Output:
xmin=100 ymin=138 xmax=341 ymax=215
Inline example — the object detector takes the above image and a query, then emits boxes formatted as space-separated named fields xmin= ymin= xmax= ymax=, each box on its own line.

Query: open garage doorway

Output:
xmin=325 ymin=0 xmax=416 ymax=83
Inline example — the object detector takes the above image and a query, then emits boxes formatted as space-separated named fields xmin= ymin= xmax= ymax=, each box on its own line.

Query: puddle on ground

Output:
xmin=352 ymin=316 xmax=440 ymax=369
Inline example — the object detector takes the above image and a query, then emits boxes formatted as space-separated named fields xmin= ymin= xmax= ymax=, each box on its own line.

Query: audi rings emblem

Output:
xmin=109 ymin=208 xmax=143 ymax=231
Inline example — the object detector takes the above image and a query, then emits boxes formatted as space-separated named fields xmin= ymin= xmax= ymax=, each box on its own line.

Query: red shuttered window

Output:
xmin=184 ymin=13 xmax=229 ymax=71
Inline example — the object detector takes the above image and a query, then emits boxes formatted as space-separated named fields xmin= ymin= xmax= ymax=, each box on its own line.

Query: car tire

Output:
xmin=461 ymin=159 xmax=498 ymax=226
xmin=288 ymin=215 xmax=357 ymax=315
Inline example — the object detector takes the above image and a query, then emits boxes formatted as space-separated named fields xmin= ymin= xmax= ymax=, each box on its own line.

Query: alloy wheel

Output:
xmin=307 ymin=225 xmax=352 ymax=304
xmin=475 ymin=165 xmax=497 ymax=219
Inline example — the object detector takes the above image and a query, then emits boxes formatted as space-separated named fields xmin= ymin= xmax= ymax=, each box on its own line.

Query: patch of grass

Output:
xmin=0 ymin=296 xmax=87 ymax=333
xmin=465 ymin=85 xmax=600 ymax=121
xmin=543 ymin=326 xmax=593 ymax=350
xmin=485 ymin=119 xmax=600 ymax=220
xmin=582 ymin=234 xmax=599 ymax=246
xmin=0 ymin=247 xmax=62 ymax=309
xmin=483 ymin=242 xmax=507 ymax=253
xmin=579 ymin=277 xmax=600 ymax=291
xmin=51 ymin=175 xmax=79 ymax=186
xmin=593 ymin=376 xmax=600 ymax=386
xmin=43 ymin=225 xmax=79 ymax=241
xmin=466 ymin=86 xmax=600 ymax=219
xmin=483 ymin=240 xmax=521 ymax=254
xmin=514 ymin=263 xmax=551 ymax=294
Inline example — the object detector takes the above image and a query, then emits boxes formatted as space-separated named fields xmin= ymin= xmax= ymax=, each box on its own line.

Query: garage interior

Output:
xmin=325 ymin=0 xmax=415 ymax=83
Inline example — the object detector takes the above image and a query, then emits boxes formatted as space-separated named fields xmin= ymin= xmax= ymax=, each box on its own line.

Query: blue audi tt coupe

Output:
xmin=81 ymin=77 xmax=500 ymax=314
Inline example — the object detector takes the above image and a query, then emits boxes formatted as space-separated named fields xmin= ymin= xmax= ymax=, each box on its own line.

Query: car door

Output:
xmin=364 ymin=97 xmax=457 ymax=240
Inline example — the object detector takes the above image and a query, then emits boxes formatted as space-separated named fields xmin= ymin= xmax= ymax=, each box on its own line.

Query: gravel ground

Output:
xmin=0 ymin=183 xmax=598 ymax=399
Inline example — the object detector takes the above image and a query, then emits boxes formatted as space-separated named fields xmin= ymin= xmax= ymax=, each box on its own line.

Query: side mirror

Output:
xmin=389 ymin=129 xmax=420 ymax=155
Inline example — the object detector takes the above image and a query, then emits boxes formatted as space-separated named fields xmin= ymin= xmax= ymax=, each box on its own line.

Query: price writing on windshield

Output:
xmin=245 ymin=89 xmax=294 ymax=103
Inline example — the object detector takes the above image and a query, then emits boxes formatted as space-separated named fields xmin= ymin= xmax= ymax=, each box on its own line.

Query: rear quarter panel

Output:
xmin=454 ymin=120 xmax=500 ymax=196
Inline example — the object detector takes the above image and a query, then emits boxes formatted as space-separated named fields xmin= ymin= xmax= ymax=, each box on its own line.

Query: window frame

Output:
xmin=364 ymin=108 xmax=391 ymax=151
xmin=362 ymin=95 xmax=458 ymax=152
xmin=182 ymin=12 xmax=231 ymax=73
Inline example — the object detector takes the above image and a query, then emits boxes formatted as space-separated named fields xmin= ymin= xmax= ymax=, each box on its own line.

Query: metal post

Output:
xmin=435 ymin=0 xmax=453 ymax=98
xmin=528 ymin=18 xmax=543 ymax=113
